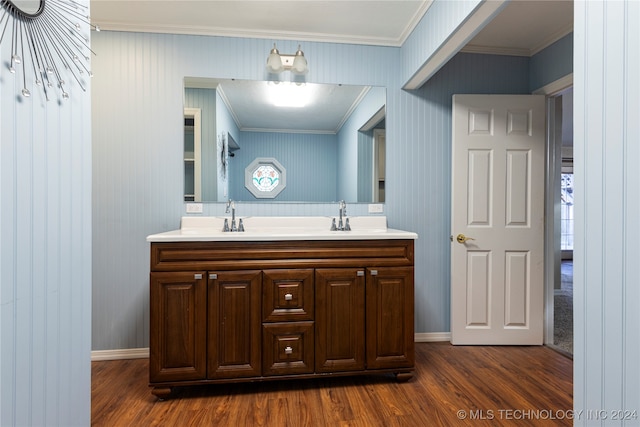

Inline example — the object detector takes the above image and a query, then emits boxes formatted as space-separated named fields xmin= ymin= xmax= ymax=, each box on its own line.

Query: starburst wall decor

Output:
xmin=0 ymin=0 xmax=97 ymax=100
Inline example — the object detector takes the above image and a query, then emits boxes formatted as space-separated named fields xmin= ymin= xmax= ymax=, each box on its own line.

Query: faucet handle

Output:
xmin=238 ymin=218 xmax=245 ymax=232
xmin=330 ymin=218 xmax=337 ymax=231
xmin=223 ymin=218 xmax=230 ymax=232
xmin=344 ymin=218 xmax=351 ymax=231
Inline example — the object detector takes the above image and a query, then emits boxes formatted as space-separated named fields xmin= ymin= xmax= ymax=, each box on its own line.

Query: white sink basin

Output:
xmin=147 ymin=216 xmax=417 ymax=242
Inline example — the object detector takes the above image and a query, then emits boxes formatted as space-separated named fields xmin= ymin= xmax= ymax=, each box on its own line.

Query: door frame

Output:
xmin=534 ymin=74 xmax=573 ymax=346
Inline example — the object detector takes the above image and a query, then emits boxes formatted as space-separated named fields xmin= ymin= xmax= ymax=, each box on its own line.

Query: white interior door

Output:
xmin=451 ymin=94 xmax=545 ymax=345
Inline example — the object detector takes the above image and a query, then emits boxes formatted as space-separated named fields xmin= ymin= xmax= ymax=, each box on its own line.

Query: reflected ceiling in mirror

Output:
xmin=184 ymin=78 xmax=386 ymax=204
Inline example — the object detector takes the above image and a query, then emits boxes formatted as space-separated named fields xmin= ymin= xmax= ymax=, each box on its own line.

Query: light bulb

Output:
xmin=266 ymin=43 xmax=283 ymax=73
xmin=291 ymin=45 xmax=307 ymax=75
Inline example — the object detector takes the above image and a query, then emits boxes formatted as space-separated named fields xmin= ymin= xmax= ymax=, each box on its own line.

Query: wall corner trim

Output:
xmin=533 ymin=73 xmax=573 ymax=95
xmin=403 ymin=0 xmax=508 ymax=90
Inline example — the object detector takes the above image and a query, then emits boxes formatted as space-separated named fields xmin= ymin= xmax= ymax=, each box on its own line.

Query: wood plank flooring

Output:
xmin=92 ymin=342 xmax=572 ymax=426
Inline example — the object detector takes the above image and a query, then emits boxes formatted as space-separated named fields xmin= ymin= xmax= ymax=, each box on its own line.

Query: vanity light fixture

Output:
xmin=266 ymin=43 xmax=308 ymax=75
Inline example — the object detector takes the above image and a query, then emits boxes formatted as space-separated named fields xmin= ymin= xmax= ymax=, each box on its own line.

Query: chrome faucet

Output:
xmin=224 ymin=199 xmax=244 ymax=232
xmin=330 ymin=200 xmax=351 ymax=231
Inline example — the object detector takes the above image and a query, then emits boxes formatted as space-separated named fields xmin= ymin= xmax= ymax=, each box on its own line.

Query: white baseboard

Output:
xmin=91 ymin=333 xmax=452 ymax=361
xmin=415 ymin=332 xmax=451 ymax=342
xmin=91 ymin=348 xmax=149 ymax=361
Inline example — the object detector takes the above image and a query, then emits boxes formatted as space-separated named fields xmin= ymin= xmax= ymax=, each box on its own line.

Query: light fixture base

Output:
xmin=280 ymin=54 xmax=296 ymax=69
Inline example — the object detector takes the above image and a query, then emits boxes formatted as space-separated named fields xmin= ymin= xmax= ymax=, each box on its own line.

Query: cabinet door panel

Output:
xmin=315 ymin=268 xmax=365 ymax=372
xmin=150 ymin=272 xmax=207 ymax=382
xmin=263 ymin=322 xmax=315 ymax=376
xmin=208 ymin=270 xmax=262 ymax=379
xmin=366 ymin=267 xmax=415 ymax=369
xmin=263 ymin=269 xmax=314 ymax=322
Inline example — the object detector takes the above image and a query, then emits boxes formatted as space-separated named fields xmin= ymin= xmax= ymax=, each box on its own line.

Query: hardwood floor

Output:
xmin=92 ymin=342 xmax=572 ymax=426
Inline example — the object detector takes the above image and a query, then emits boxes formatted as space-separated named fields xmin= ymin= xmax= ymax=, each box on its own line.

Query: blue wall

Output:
xmin=573 ymin=0 xmax=640 ymax=421
xmin=91 ymin=27 xmax=534 ymax=350
xmin=5 ymin=0 xmax=639 ymax=422
xmin=530 ymin=32 xmax=573 ymax=92
xmin=337 ymin=86 xmax=386 ymax=201
xmin=393 ymin=52 xmax=530 ymax=331
xmin=229 ymin=132 xmax=338 ymax=201
xmin=0 ymin=1 xmax=92 ymax=425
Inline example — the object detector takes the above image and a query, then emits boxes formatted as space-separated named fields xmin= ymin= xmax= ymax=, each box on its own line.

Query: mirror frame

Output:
xmin=3 ymin=0 xmax=44 ymax=18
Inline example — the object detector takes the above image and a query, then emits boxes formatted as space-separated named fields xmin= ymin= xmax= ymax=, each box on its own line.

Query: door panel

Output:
xmin=149 ymin=272 xmax=207 ymax=382
xmin=451 ymin=94 xmax=545 ymax=345
xmin=208 ymin=270 xmax=262 ymax=378
xmin=365 ymin=267 xmax=414 ymax=369
xmin=315 ymin=268 xmax=365 ymax=372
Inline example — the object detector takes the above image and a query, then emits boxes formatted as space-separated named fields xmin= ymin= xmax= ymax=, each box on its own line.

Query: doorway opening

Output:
xmin=548 ymin=86 xmax=574 ymax=355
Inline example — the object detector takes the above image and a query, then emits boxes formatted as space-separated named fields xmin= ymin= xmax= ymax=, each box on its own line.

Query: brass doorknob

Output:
xmin=456 ymin=234 xmax=475 ymax=244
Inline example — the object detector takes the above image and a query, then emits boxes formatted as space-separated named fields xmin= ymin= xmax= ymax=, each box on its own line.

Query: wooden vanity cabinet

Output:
xmin=149 ymin=272 xmax=207 ymax=384
xmin=315 ymin=268 xmax=366 ymax=372
xmin=149 ymin=239 xmax=414 ymax=397
xmin=365 ymin=266 xmax=415 ymax=371
xmin=207 ymin=270 xmax=262 ymax=379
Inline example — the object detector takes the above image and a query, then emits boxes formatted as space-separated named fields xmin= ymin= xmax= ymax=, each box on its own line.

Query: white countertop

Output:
xmin=147 ymin=216 xmax=418 ymax=242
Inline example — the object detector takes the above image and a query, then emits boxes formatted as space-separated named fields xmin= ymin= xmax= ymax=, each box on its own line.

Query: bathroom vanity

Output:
xmin=146 ymin=216 xmax=417 ymax=398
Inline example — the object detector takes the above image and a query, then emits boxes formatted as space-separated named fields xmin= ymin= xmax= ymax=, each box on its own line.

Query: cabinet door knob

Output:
xmin=284 ymin=346 xmax=293 ymax=355
xmin=357 ymin=270 xmax=365 ymax=276
xmin=370 ymin=270 xmax=378 ymax=276
xmin=284 ymin=293 xmax=293 ymax=301
xmin=194 ymin=273 xmax=203 ymax=280
xmin=209 ymin=273 xmax=217 ymax=280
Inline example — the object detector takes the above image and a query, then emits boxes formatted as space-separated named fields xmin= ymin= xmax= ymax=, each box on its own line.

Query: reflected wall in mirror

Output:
xmin=183 ymin=78 xmax=386 ymax=203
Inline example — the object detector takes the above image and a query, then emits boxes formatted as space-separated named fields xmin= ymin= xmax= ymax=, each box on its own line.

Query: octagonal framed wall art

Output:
xmin=245 ymin=157 xmax=286 ymax=199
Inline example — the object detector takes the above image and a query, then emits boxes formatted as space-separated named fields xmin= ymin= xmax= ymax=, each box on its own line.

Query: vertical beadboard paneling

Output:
xmin=623 ymin=0 xmax=640 ymax=413
xmin=400 ymin=0 xmax=482 ymax=85
xmin=574 ymin=0 xmax=640 ymax=421
xmin=91 ymin=4 xmax=547 ymax=352
xmin=337 ymin=86 xmax=386 ymax=202
xmin=229 ymin=132 xmax=337 ymax=201
xmin=357 ymin=130 xmax=374 ymax=202
xmin=529 ymin=33 xmax=573 ymax=92
xmin=0 ymin=1 xmax=92 ymax=425
xmin=390 ymin=53 xmax=530 ymax=332
xmin=91 ymin=32 xmax=399 ymax=350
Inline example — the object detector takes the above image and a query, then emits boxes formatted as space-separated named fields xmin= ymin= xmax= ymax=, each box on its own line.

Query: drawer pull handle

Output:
xmin=284 ymin=293 xmax=293 ymax=301
xmin=209 ymin=273 xmax=217 ymax=280
xmin=284 ymin=346 xmax=293 ymax=355
xmin=370 ymin=270 xmax=378 ymax=276
xmin=194 ymin=274 xmax=203 ymax=280
xmin=357 ymin=271 xmax=365 ymax=277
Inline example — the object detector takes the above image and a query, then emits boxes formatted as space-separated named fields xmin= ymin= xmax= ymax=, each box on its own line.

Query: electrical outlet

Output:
xmin=368 ymin=203 xmax=384 ymax=213
xmin=186 ymin=203 xmax=203 ymax=213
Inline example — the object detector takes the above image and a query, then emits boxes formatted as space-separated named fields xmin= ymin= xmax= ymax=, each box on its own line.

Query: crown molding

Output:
xmin=461 ymin=23 xmax=574 ymax=58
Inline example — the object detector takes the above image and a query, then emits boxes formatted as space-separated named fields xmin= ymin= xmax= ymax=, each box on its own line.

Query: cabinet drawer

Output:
xmin=263 ymin=269 xmax=314 ymax=322
xmin=262 ymin=322 xmax=314 ymax=376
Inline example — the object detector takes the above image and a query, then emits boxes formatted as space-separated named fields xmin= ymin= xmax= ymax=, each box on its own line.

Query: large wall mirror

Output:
xmin=183 ymin=77 xmax=386 ymax=203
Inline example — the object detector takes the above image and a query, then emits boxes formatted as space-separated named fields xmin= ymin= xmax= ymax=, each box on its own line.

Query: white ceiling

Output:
xmin=90 ymin=1 xmax=573 ymax=51
xmin=186 ymin=78 xmax=375 ymax=134
xmin=93 ymin=1 xmax=573 ymax=132
xmin=90 ymin=0 xmax=431 ymax=47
